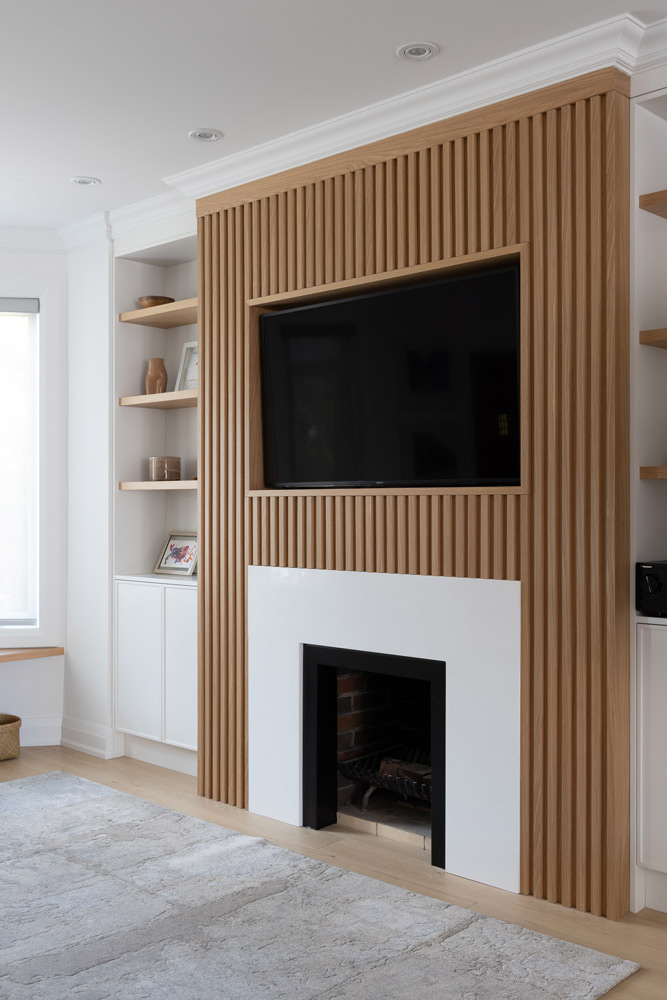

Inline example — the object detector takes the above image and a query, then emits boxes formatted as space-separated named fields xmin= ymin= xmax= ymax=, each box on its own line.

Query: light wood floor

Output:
xmin=2 ymin=747 xmax=666 ymax=999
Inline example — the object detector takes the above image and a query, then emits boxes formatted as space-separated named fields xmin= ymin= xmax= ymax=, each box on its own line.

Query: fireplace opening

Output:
xmin=302 ymin=644 xmax=445 ymax=869
xmin=336 ymin=670 xmax=431 ymax=839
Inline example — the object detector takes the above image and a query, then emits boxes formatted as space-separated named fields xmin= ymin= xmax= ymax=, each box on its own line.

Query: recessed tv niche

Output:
xmin=259 ymin=263 xmax=520 ymax=489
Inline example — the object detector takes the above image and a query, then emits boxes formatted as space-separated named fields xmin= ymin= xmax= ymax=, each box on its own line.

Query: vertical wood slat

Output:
xmin=198 ymin=82 xmax=631 ymax=919
xmin=603 ymin=89 xmax=630 ymax=922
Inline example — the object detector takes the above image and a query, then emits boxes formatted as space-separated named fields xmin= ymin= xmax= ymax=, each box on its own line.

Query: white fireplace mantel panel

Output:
xmin=247 ymin=566 xmax=521 ymax=893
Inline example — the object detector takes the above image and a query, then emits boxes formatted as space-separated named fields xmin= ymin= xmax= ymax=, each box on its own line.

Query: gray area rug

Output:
xmin=0 ymin=771 xmax=638 ymax=999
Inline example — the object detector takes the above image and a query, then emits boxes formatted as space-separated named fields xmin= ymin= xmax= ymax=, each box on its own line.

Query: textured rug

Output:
xmin=0 ymin=772 xmax=638 ymax=1000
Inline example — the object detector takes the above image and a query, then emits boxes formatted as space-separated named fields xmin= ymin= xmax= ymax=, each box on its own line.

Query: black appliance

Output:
xmin=636 ymin=561 xmax=667 ymax=617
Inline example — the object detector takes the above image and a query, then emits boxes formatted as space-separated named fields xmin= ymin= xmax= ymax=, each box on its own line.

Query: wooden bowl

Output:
xmin=138 ymin=295 xmax=175 ymax=309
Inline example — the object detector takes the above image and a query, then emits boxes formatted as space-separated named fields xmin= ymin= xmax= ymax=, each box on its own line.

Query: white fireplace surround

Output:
xmin=247 ymin=566 xmax=521 ymax=893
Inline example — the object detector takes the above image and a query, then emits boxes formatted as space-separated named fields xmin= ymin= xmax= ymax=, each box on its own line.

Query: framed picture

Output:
xmin=175 ymin=341 xmax=199 ymax=391
xmin=154 ymin=530 xmax=198 ymax=576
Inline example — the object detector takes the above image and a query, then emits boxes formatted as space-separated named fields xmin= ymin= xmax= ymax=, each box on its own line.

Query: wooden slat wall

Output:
xmin=198 ymin=75 xmax=630 ymax=918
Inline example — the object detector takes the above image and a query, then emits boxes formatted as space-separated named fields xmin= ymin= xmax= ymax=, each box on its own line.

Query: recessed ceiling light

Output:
xmin=396 ymin=42 xmax=440 ymax=61
xmin=188 ymin=128 xmax=223 ymax=142
xmin=69 ymin=175 xmax=101 ymax=186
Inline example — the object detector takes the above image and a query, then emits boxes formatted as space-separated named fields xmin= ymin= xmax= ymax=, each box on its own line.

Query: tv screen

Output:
xmin=260 ymin=264 xmax=520 ymax=489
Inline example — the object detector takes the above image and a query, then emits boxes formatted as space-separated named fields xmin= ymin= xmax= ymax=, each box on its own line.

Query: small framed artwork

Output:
xmin=175 ymin=341 xmax=199 ymax=391
xmin=154 ymin=530 xmax=198 ymax=576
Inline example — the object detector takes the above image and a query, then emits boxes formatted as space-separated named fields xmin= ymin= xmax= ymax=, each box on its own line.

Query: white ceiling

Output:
xmin=2 ymin=1 xmax=666 ymax=231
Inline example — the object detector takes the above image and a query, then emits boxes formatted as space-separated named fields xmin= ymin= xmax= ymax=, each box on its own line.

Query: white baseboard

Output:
xmin=60 ymin=719 xmax=196 ymax=776
xmin=19 ymin=716 xmax=62 ymax=747
xmin=645 ymin=867 xmax=667 ymax=914
xmin=123 ymin=734 xmax=197 ymax=776
xmin=60 ymin=717 xmax=122 ymax=759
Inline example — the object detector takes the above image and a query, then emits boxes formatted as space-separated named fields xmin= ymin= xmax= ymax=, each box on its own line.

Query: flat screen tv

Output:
xmin=260 ymin=263 xmax=520 ymax=489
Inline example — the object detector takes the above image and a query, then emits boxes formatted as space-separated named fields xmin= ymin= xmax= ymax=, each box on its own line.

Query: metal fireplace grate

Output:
xmin=337 ymin=744 xmax=431 ymax=806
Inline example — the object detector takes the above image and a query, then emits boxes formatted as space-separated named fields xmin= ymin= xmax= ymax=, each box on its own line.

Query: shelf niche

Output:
xmin=119 ymin=297 xmax=198 ymax=328
xmin=119 ymin=389 xmax=198 ymax=409
xmin=118 ymin=480 xmax=198 ymax=491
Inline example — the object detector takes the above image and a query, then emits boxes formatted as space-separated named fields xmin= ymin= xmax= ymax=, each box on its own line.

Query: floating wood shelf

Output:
xmin=119 ymin=297 xmax=198 ymax=328
xmin=640 ymin=467 xmax=667 ymax=479
xmin=118 ymin=480 xmax=198 ymax=491
xmin=639 ymin=329 xmax=667 ymax=349
xmin=639 ymin=190 xmax=667 ymax=219
xmin=119 ymin=389 xmax=198 ymax=409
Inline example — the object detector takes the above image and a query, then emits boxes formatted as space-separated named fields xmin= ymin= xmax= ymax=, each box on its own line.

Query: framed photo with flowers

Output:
xmin=154 ymin=530 xmax=198 ymax=576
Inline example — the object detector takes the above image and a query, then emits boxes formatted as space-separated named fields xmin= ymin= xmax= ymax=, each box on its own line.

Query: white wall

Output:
xmin=1 ymin=656 xmax=64 ymax=745
xmin=62 ymin=237 xmax=118 ymax=757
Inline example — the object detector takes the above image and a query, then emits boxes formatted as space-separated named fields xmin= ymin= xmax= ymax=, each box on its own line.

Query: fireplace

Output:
xmin=247 ymin=565 xmax=521 ymax=893
xmin=302 ymin=644 xmax=446 ymax=868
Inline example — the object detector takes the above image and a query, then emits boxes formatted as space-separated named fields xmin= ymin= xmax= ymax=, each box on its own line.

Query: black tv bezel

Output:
xmin=259 ymin=264 xmax=521 ymax=491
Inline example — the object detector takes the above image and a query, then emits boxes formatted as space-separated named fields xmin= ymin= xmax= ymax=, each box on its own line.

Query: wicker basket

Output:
xmin=0 ymin=715 xmax=21 ymax=761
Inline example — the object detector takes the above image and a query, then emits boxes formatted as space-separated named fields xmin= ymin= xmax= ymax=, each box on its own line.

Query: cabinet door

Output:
xmin=638 ymin=623 xmax=667 ymax=872
xmin=164 ymin=585 xmax=197 ymax=749
xmin=116 ymin=582 xmax=162 ymax=740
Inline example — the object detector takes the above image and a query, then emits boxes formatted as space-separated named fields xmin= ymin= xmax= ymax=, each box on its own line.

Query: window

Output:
xmin=0 ymin=299 xmax=39 ymax=628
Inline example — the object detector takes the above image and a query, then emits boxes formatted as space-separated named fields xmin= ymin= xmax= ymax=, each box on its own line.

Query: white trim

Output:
xmin=122 ymin=733 xmax=197 ymax=776
xmin=165 ymin=14 xmax=643 ymax=203
xmin=59 ymin=212 xmax=111 ymax=253
xmin=60 ymin=717 xmax=123 ymax=759
xmin=108 ymin=190 xmax=193 ymax=238
xmin=634 ymin=18 xmax=667 ymax=74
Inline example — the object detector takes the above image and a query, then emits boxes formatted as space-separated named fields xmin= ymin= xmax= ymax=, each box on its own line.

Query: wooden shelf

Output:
xmin=119 ymin=389 xmax=198 ymax=409
xmin=119 ymin=297 xmax=198 ymax=328
xmin=0 ymin=646 xmax=65 ymax=665
xmin=118 ymin=480 xmax=198 ymax=491
xmin=640 ymin=467 xmax=667 ymax=479
xmin=640 ymin=329 xmax=667 ymax=349
xmin=639 ymin=190 xmax=667 ymax=219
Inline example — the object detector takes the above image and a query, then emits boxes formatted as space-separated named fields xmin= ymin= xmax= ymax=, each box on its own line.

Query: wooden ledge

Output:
xmin=0 ymin=647 xmax=64 ymax=665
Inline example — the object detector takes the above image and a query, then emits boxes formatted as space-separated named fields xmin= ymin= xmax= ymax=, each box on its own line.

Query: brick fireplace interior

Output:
xmin=336 ymin=668 xmax=431 ymax=813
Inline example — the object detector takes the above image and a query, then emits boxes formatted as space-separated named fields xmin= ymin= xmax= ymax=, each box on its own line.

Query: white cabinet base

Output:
xmin=115 ymin=578 xmax=197 ymax=751
xmin=123 ymin=733 xmax=197 ymax=777
xmin=637 ymin=623 xmax=667 ymax=876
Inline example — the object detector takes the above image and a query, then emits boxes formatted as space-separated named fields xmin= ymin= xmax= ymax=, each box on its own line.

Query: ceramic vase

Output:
xmin=145 ymin=357 xmax=167 ymax=394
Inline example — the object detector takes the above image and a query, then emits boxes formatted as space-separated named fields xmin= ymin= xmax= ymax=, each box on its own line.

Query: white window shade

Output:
xmin=0 ymin=304 xmax=39 ymax=627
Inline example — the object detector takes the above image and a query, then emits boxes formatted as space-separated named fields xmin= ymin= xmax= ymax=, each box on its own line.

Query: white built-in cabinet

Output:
xmin=113 ymin=236 xmax=198 ymax=760
xmin=637 ymin=622 xmax=667 ymax=873
xmin=115 ymin=578 xmax=197 ymax=749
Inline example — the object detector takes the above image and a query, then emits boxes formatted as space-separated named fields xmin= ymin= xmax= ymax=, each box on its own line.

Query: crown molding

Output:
xmin=165 ymin=14 xmax=644 ymax=203
xmin=59 ymin=212 xmax=111 ymax=252
xmin=634 ymin=17 xmax=667 ymax=73
xmin=107 ymin=190 xmax=194 ymax=240
xmin=0 ymin=227 xmax=64 ymax=254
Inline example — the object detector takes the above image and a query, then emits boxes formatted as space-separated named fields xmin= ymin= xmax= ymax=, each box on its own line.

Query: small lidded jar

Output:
xmin=148 ymin=456 xmax=181 ymax=481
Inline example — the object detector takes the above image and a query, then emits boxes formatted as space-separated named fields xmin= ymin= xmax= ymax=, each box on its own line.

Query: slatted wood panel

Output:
xmin=198 ymin=74 xmax=630 ymax=918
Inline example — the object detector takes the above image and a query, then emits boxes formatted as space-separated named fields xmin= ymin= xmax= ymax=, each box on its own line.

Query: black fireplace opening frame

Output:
xmin=302 ymin=643 xmax=446 ymax=870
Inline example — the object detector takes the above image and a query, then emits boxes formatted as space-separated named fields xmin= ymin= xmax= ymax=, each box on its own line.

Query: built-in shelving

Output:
xmin=119 ymin=297 xmax=198 ymax=328
xmin=638 ymin=195 xmax=667 ymax=477
xmin=639 ymin=189 xmax=667 ymax=219
xmin=639 ymin=329 xmax=667 ymax=349
xmin=118 ymin=480 xmax=198 ymax=491
xmin=119 ymin=389 xmax=198 ymax=409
